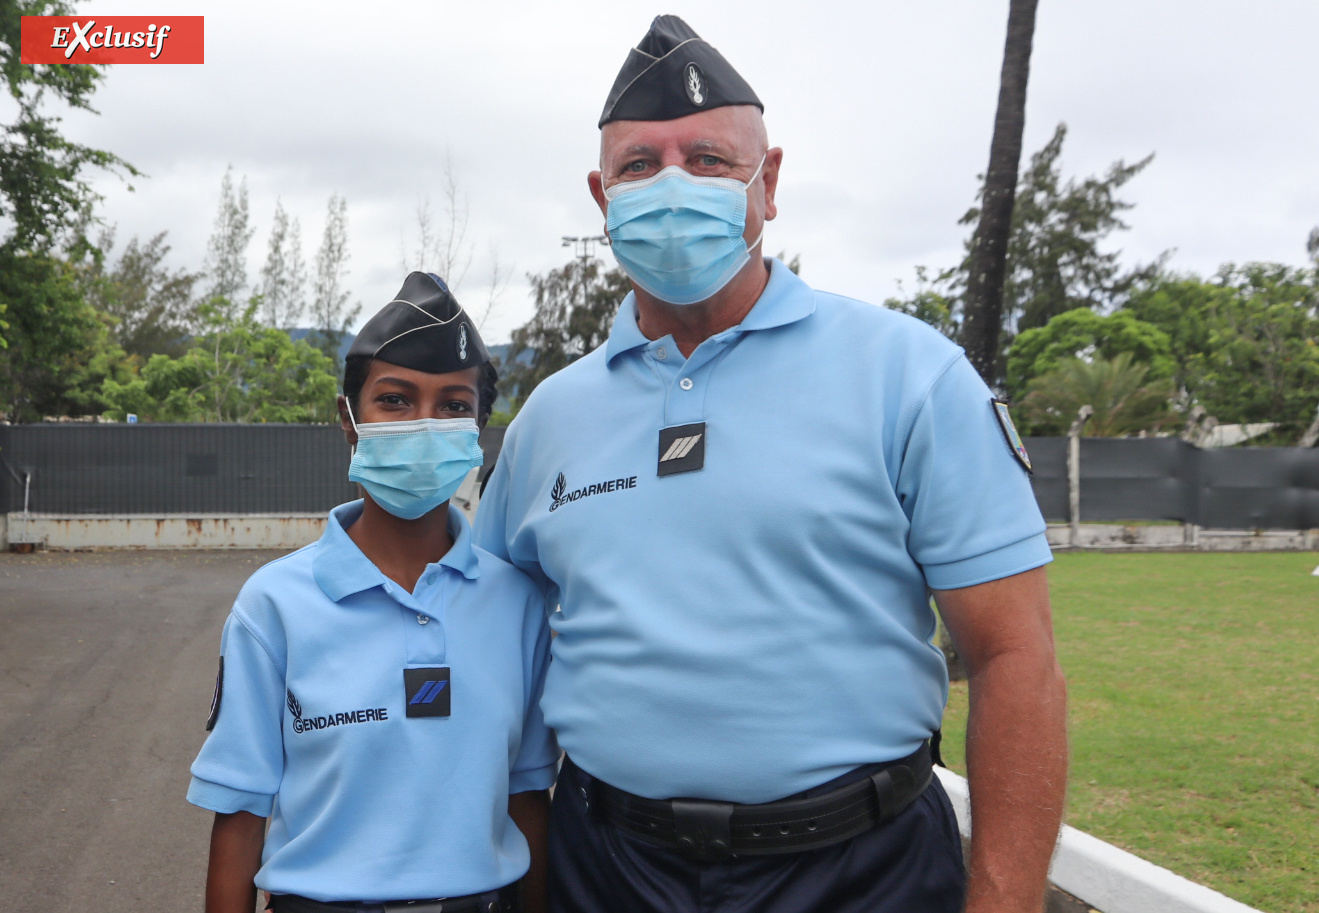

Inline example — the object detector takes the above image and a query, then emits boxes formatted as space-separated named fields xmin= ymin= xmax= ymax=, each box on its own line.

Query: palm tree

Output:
xmin=1017 ymin=352 xmax=1177 ymax=436
xmin=959 ymin=0 xmax=1041 ymax=385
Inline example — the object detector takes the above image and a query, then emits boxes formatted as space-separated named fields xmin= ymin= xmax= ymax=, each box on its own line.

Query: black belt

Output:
xmin=269 ymin=883 xmax=521 ymax=913
xmin=586 ymin=740 xmax=934 ymax=862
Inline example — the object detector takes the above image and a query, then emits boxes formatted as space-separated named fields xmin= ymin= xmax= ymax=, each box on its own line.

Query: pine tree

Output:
xmin=203 ymin=166 xmax=254 ymax=319
xmin=309 ymin=194 xmax=360 ymax=373
xmin=259 ymin=200 xmax=307 ymax=330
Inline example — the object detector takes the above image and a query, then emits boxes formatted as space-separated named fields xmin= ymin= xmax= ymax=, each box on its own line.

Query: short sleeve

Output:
xmin=473 ymin=455 xmax=515 ymax=563
xmin=473 ymin=434 xmax=559 ymax=612
xmin=897 ymin=354 xmax=1053 ymax=590
xmin=509 ymin=598 xmax=558 ymax=794
xmin=187 ymin=613 xmax=285 ymax=816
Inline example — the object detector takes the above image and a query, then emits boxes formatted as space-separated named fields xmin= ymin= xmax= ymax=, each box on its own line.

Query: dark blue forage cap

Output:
xmin=346 ymin=272 xmax=489 ymax=374
xmin=598 ymin=15 xmax=763 ymax=127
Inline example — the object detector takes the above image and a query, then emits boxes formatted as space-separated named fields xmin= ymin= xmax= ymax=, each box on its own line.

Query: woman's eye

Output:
xmin=444 ymin=401 xmax=473 ymax=413
xmin=379 ymin=393 xmax=407 ymax=406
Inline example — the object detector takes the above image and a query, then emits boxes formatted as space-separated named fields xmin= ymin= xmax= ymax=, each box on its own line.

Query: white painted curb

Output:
xmin=933 ymin=767 xmax=1262 ymax=913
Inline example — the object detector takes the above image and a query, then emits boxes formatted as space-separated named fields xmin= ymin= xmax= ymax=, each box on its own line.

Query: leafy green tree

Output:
xmin=0 ymin=1 xmax=137 ymax=254
xmin=0 ymin=1 xmax=138 ymax=417
xmin=0 ymin=248 xmax=132 ymax=419
xmin=892 ymin=126 xmax=1156 ymax=384
xmin=1015 ymin=352 xmax=1177 ymax=436
xmin=1184 ymin=264 xmax=1319 ymax=432
xmin=988 ymin=124 xmax=1155 ymax=333
xmin=1005 ymin=307 xmax=1176 ymax=400
xmin=100 ymin=302 xmax=339 ymax=423
xmin=1123 ymin=274 xmax=1230 ymax=379
xmin=1123 ymin=266 xmax=1319 ymax=437
xmin=502 ymin=257 xmax=631 ymax=407
xmin=884 ymin=266 xmax=958 ymax=339
xmin=76 ymin=230 xmax=199 ymax=359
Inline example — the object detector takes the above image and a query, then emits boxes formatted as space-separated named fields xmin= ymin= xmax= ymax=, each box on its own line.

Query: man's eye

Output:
xmin=624 ymin=161 xmax=648 ymax=173
xmin=698 ymin=155 xmax=721 ymax=167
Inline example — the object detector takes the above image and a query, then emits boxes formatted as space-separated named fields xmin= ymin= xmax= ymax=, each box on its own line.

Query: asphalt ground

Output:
xmin=0 ymin=549 xmax=288 ymax=913
xmin=0 ymin=548 xmax=1094 ymax=913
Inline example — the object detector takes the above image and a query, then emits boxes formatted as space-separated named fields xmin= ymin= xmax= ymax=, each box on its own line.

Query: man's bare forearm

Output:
xmin=963 ymin=645 xmax=1067 ymax=913
xmin=935 ymin=566 xmax=1067 ymax=913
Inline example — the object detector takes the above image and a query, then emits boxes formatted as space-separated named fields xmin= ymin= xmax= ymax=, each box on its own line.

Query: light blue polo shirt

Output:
xmin=474 ymin=258 xmax=1050 ymax=805
xmin=188 ymin=501 xmax=557 ymax=902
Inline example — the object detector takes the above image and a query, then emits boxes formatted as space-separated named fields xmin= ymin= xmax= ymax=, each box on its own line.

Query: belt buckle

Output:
xmin=670 ymin=799 xmax=735 ymax=862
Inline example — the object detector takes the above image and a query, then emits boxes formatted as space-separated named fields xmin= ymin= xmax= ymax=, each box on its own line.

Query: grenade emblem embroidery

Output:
xmin=684 ymin=63 xmax=706 ymax=106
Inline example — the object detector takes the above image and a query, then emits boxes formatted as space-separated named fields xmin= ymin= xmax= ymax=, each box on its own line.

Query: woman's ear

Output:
xmin=337 ymin=395 xmax=358 ymax=447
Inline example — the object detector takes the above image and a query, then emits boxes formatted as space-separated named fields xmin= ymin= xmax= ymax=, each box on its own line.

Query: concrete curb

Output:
xmin=934 ymin=768 xmax=1262 ymax=913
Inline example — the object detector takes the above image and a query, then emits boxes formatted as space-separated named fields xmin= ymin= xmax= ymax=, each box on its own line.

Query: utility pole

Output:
xmin=563 ymin=235 xmax=609 ymax=311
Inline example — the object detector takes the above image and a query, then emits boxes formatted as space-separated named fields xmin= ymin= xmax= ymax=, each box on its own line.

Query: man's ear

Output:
xmin=761 ymin=147 xmax=784 ymax=223
xmin=337 ymin=395 xmax=358 ymax=447
xmin=588 ymin=170 xmax=608 ymax=216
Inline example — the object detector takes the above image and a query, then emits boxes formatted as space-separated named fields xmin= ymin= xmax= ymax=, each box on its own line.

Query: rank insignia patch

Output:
xmin=658 ymin=422 xmax=706 ymax=477
xmin=205 ymin=656 xmax=223 ymax=731
xmin=404 ymin=667 xmax=451 ymax=718
xmin=992 ymin=399 xmax=1032 ymax=474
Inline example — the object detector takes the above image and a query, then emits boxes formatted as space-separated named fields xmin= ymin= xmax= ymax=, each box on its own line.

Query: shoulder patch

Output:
xmin=205 ymin=656 xmax=224 ymax=731
xmin=992 ymin=399 xmax=1032 ymax=474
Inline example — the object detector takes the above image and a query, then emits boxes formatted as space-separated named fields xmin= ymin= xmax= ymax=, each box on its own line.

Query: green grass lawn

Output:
xmin=939 ymin=552 xmax=1319 ymax=912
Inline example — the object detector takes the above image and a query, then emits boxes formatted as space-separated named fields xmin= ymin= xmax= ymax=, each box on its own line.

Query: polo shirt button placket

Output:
xmin=679 ymin=377 xmax=694 ymax=390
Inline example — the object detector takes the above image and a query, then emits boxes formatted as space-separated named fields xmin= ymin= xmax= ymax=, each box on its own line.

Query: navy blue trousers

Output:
xmin=549 ymin=757 xmax=966 ymax=913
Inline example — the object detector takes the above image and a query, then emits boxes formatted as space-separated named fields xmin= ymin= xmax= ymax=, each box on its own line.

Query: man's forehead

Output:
xmin=602 ymin=108 xmax=765 ymax=159
xmin=616 ymin=137 xmax=730 ymax=157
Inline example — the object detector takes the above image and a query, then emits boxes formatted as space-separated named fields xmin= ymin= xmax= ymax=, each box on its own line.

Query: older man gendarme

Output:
xmin=474 ymin=15 xmax=1067 ymax=913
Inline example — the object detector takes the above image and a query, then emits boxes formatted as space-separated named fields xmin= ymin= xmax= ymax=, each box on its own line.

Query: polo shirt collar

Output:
xmin=313 ymin=501 xmax=481 ymax=602
xmin=439 ymin=509 xmax=482 ymax=580
xmin=604 ymin=257 xmax=816 ymax=366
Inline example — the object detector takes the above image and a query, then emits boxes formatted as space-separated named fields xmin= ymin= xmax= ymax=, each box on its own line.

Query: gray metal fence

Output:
xmin=0 ymin=425 xmax=1313 ymax=528
xmin=0 ymin=424 xmax=507 ymax=515
xmin=1025 ymin=437 xmax=1319 ymax=528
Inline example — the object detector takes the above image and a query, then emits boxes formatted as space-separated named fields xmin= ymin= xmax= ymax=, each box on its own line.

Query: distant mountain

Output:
xmin=281 ymin=333 xmax=532 ymax=371
xmin=486 ymin=343 xmax=533 ymax=367
xmin=287 ymin=328 xmax=356 ymax=364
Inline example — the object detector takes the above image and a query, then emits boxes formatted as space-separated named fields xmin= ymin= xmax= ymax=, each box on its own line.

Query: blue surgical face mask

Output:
xmin=603 ymin=155 xmax=766 ymax=306
xmin=344 ymin=400 xmax=484 ymax=520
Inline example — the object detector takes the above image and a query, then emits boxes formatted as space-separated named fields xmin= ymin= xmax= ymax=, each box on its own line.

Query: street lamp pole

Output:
xmin=562 ymin=235 xmax=609 ymax=311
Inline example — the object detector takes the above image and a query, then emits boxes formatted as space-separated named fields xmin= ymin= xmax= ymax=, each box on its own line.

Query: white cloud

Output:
xmin=52 ymin=0 xmax=1319 ymax=343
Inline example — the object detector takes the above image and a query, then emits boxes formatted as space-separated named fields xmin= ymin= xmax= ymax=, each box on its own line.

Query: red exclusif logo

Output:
xmin=20 ymin=16 xmax=203 ymax=64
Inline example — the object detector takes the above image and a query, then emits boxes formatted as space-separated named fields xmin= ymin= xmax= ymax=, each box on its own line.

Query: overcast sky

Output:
xmin=39 ymin=0 xmax=1319 ymax=344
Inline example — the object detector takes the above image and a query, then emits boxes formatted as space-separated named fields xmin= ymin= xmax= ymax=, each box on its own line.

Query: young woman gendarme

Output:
xmin=188 ymin=272 xmax=555 ymax=913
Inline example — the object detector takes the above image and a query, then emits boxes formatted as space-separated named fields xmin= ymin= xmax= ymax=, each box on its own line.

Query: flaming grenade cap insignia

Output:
xmin=684 ymin=63 xmax=706 ymax=106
